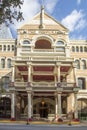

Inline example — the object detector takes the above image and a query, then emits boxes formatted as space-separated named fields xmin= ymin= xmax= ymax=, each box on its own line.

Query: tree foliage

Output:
xmin=0 ymin=0 xmax=24 ymax=24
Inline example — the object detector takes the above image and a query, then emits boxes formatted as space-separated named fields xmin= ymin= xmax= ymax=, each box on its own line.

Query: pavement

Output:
xmin=0 ymin=119 xmax=87 ymax=126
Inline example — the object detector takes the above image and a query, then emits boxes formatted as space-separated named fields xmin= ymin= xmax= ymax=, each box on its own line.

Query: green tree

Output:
xmin=0 ymin=0 xmax=24 ymax=24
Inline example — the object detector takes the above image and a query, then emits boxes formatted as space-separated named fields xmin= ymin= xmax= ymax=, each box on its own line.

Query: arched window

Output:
xmin=78 ymin=78 xmax=85 ymax=89
xmin=80 ymin=46 xmax=83 ymax=52
xmin=76 ymin=46 xmax=79 ymax=52
xmin=7 ymin=45 xmax=10 ymax=51
xmin=35 ymin=39 xmax=51 ymax=49
xmin=7 ymin=59 xmax=11 ymax=68
xmin=2 ymin=76 xmax=10 ymax=90
xmin=57 ymin=41 xmax=64 ymax=45
xmin=84 ymin=47 xmax=87 ymax=52
xmin=23 ymin=40 xmax=30 ymax=44
xmin=12 ymin=45 xmax=14 ymax=51
xmin=82 ymin=60 xmax=86 ymax=69
xmin=72 ymin=46 xmax=75 ymax=52
xmin=75 ymin=60 xmax=80 ymax=69
xmin=4 ymin=45 xmax=6 ymax=51
xmin=1 ymin=59 xmax=5 ymax=68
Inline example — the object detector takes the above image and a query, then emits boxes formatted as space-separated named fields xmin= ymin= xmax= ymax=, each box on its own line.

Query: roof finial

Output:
xmin=39 ymin=0 xmax=44 ymax=29
xmin=41 ymin=0 xmax=44 ymax=11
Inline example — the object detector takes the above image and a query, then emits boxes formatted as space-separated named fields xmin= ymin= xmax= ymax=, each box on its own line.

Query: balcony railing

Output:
xmin=33 ymin=49 xmax=54 ymax=52
xmin=14 ymin=81 xmax=75 ymax=88
xmin=31 ymin=82 xmax=55 ymax=87
xmin=14 ymin=56 xmax=73 ymax=61
xmin=14 ymin=82 xmax=27 ymax=87
xmin=60 ymin=82 xmax=75 ymax=87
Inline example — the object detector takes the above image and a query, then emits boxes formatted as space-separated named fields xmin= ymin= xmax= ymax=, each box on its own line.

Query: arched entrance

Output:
xmin=78 ymin=98 xmax=87 ymax=120
xmin=39 ymin=102 xmax=48 ymax=118
xmin=0 ymin=97 xmax=11 ymax=118
xmin=33 ymin=97 xmax=55 ymax=118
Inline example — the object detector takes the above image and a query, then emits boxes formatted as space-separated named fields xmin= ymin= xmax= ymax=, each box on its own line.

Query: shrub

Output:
xmin=73 ymin=118 xmax=80 ymax=122
xmin=57 ymin=118 xmax=63 ymax=122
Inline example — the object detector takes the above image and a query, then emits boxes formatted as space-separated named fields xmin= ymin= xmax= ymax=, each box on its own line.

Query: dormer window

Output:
xmin=23 ymin=40 xmax=30 ymax=44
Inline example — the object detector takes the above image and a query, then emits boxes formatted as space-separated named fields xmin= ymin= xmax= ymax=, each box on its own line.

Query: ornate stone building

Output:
xmin=0 ymin=6 xmax=87 ymax=120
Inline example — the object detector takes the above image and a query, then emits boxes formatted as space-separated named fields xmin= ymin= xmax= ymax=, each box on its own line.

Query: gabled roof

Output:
xmin=0 ymin=23 xmax=13 ymax=39
xmin=19 ymin=11 xmax=69 ymax=32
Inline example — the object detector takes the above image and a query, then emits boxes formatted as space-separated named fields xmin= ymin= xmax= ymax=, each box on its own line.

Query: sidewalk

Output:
xmin=0 ymin=119 xmax=87 ymax=126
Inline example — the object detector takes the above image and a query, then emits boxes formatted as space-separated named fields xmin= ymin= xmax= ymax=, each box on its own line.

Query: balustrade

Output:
xmin=14 ymin=81 xmax=75 ymax=89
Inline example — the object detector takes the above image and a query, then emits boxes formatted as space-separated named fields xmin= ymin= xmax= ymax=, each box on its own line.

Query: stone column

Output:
xmin=28 ymin=63 xmax=31 ymax=85
xmin=58 ymin=66 xmax=60 ymax=83
xmin=12 ymin=65 xmax=15 ymax=83
xmin=27 ymin=92 xmax=32 ymax=119
xmin=74 ymin=92 xmax=78 ymax=119
xmin=73 ymin=63 xmax=77 ymax=86
xmin=55 ymin=96 xmax=58 ymax=117
xmin=11 ymin=92 xmax=15 ymax=120
xmin=73 ymin=66 xmax=76 ymax=85
xmin=57 ymin=93 xmax=62 ymax=117
xmin=31 ymin=95 xmax=33 ymax=117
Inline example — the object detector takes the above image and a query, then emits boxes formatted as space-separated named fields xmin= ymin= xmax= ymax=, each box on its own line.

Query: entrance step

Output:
xmin=20 ymin=114 xmax=27 ymax=120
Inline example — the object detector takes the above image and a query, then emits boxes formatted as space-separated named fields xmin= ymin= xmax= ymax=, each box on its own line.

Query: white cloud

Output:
xmin=77 ymin=0 xmax=81 ymax=5
xmin=61 ymin=10 xmax=86 ymax=32
xmin=14 ymin=0 xmax=59 ymax=28
xmin=15 ymin=0 xmax=40 ymax=28
xmin=44 ymin=0 xmax=59 ymax=13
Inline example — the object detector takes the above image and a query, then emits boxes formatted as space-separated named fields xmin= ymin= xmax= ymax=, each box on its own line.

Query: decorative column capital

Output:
xmin=73 ymin=63 xmax=77 ymax=68
xmin=73 ymin=87 xmax=79 ymax=93
xmin=26 ymin=86 xmax=32 ymax=92
xmin=56 ymin=62 xmax=61 ymax=66
xmin=27 ymin=62 xmax=32 ymax=66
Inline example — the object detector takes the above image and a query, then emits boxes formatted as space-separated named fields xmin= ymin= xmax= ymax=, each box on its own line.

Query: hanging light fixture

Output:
xmin=41 ymin=98 xmax=45 ymax=105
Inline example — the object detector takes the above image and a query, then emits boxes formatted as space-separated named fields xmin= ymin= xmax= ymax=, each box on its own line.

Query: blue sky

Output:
xmin=13 ymin=0 xmax=87 ymax=40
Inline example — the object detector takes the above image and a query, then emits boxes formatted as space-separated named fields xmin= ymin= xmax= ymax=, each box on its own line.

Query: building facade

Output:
xmin=0 ymin=7 xmax=87 ymax=120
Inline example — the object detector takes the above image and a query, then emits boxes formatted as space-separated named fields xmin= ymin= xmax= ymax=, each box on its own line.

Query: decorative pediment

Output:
xmin=20 ymin=12 xmax=69 ymax=32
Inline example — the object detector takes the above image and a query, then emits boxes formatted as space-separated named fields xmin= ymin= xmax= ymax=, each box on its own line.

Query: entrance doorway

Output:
xmin=39 ymin=102 xmax=48 ymax=118
xmin=0 ymin=97 xmax=11 ymax=118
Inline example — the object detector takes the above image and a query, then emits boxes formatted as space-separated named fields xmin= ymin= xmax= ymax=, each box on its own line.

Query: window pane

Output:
xmin=80 ymin=47 xmax=83 ymax=52
xmin=8 ymin=45 xmax=10 ymax=51
xmin=78 ymin=78 xmax=85 ymax=89
xmin=23 ymin=40 xmax=30 ymax=44
xmin=1 ymin=59 xmax=5 ymax=68
xmin=7 ymin=59 xmax=11 ymax=68
xmin=4 ymin=45 xmax=6 ymax=51
xmin=82 ymin=60 xmax=86 ymax=69
xmin=76 ymin=46 xmax=79 ymax=52
xmin=57 ymin=41 xmax=64 ymax=45
xmin=12 ymin=45 xmax=14 ymax=51
xmin=75 ymin=60 xmax=80 ymax=69
xmin=84 ymin=47 xmax=87 ymax=52
xmin=72 ymin=46 xmax=75 ymax=52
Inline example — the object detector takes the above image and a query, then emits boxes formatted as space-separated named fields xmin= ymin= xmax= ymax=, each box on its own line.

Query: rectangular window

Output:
xmin=78 ymin=78 xmax=85 ymax=89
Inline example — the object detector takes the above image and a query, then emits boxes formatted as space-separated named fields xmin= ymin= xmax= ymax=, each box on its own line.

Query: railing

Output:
xmin=14 ymin=82 xmax=27 ymax=87
xmin=14 ymin=56 xmax=73 ymax=61
xmin=14 ymin=81 xmax=76 ymax=88
xmin=60 ymin=82 xmax=75 ymax=88
xmin=33 ymin=49 xmax=54 ymax=52
xmin=31 ymin=82 xmax=55 ymax=87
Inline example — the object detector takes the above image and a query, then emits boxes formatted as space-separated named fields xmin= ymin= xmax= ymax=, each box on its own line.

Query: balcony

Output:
xmin=14 ymin=82 xmax=27 ymax=88
xmin=14 ymin=56 xmax=73 ymax=62
xmin=14 ymin=81 xmax=76 ymax=92
xmin=33 ymin=49 xmax=54 ymax=52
